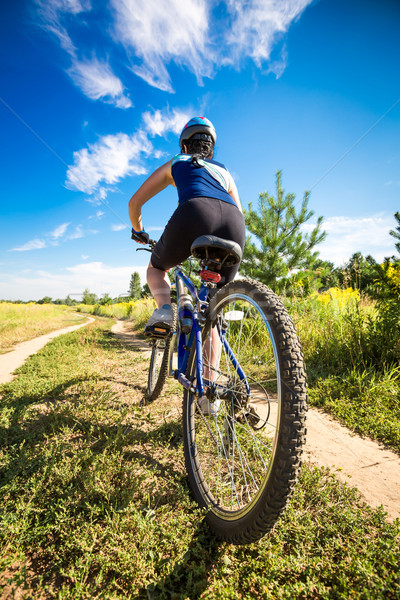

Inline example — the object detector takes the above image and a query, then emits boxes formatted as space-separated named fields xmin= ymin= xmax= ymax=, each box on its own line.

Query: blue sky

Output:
xmin=1 ymin=0 xmax=399 ymax=301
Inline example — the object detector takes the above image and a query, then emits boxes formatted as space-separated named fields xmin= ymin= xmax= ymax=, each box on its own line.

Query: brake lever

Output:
xmin=136 ymin=239 xmax=156 ymax=252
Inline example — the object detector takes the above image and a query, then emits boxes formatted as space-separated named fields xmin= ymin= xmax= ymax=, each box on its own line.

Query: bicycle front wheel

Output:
xmin=182 ymin=279 xmax=307 ymax=544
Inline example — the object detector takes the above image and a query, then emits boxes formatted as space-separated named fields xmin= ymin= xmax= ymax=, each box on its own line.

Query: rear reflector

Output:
xmin=200 ymin=270 xmax=221 ymax=283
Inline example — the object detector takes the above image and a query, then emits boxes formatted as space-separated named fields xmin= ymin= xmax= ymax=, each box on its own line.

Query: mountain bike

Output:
xmin=144 ymin=235 xmax=307 ymax=545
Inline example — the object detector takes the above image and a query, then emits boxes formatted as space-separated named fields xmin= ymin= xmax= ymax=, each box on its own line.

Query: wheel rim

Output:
xmin=187 ymin=293 xmax=282 ymax=518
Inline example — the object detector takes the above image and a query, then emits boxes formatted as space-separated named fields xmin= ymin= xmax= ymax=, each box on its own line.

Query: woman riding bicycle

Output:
xmin=129 ymin=119 xmax=307 ymax=545
xmin=128 ymin=116 xmax=246 ymax=335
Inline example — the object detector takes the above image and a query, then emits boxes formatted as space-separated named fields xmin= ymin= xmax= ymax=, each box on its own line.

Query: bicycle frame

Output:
xmin=172 ymin=265 xmax=251 ymax=398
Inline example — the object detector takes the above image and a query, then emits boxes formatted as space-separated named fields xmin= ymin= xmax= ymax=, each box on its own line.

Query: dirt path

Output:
xmin=0 ymin=315 xmax=95 ymax=384
xmin=112 ymin=320 xmax=400 ymax=522
xmin=304 ymin=409 xmax=400 ymax=521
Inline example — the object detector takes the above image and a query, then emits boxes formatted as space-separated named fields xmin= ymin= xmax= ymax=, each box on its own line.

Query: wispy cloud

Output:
xmin=34 ymin=0 xmax=131 ymax=108
xmin=36 ymin=0 xmax=313 ymax=98
xmin=66 ymin=130 xmax=152 ymax=196
xmin=111 ymin=224 xmax=128 ymax=231
xmin=67 ymin=225 xmax=84 ymax=239
xmin=110 ymin=0 xmax=210 ymax=92
xmin=68 ymin=57 xmax=132 ymax=108
xmin=88 ymin=210 xmax=105 ymax=220
xmin=9 ymin=221 xmax=97 ymax=252
xmin=109 ymin=0 xmax=313 ymax=89
xmin=304 ymin=214 xmax=397 ymax=265
xmin=223 ymin=0 xmax=311 ymax=68
xmin=34 ymin=0 xmax=91 ymax=56
xmin=49 ymin=222 xmax=70 ymax=239
xmin=10 ymin=238 xmax=47 ymax=252
xmin=65 ymin=107 xmax=189 ymax=200
xmin=143 ymin=108 xmax=191 ymax=137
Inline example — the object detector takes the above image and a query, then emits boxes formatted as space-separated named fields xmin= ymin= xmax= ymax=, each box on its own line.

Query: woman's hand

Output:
xmin=131 ymin=228 xmax=149 ymax=245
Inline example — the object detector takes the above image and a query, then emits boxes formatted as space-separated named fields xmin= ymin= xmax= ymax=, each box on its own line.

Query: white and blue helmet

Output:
xmin=179 ymin=116 xmax=217 ymax=150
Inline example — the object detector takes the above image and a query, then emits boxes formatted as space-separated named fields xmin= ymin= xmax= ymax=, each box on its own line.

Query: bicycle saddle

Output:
xmin=190 ymin=235 xmax=242 ymax=267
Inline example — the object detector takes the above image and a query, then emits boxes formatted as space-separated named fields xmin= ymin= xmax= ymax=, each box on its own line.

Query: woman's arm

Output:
xmin=228 ymin=177 xmax=243 ymax=213
xmin=128 ymin=159 xmax=174 ymax=231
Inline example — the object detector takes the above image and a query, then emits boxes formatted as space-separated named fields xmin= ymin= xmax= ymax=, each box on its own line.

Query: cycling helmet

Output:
xmin=179 ymin=116 xmax=217 ymax=150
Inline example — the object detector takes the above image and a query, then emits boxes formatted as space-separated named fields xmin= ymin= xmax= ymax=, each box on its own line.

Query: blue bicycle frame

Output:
xmin=172 ymin=266 xmax=251 ymax=398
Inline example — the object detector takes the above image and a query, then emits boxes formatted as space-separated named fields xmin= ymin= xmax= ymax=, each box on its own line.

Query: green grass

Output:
xmin=1 ymin=320 xmax=399 ymax=599
xmin=0 ymin=303 xmax=86 ymax=352
xmin=285 ymin=296 xmax=400 ymax=452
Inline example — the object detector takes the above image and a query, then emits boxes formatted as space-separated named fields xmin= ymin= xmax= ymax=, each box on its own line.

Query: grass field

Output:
xmin=0 ymin=303 xmax=86 ymax=353
xmin=0 ymin=320 xmax=399 ymax=599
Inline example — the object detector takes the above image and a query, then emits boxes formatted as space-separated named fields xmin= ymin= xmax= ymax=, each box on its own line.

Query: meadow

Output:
xmin=0 ymin=294 xmax=399 ymax=598
xmin=0 ymin=303 xmax=86 ymax=353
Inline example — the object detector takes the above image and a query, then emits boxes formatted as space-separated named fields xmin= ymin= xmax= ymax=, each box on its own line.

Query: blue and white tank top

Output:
xmin=171 ymin=154 xmax=237 ymax=207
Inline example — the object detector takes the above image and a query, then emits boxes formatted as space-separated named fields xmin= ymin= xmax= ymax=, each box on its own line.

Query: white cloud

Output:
xmin=143 ymin=108 xmax=191 ymax=137
xmin=111 ymin=224 xmax=128 ymax=231
xmin=88 ymin=210 xmax=105 ymax=220
xmin=109 ymin=0 xmax=313 ymax=90
xmin=68 ymin=57 xmax=132 ymax=108
xmin=35 ymin=0 xmax=91 ymax=56
xmin=67 ymin=225 xmax=84 ymax=239
xmin=35 ymin=1 xmax=131 ymax=108
xmin=37 ymin=0 xmax=315 ymax=100
xmin=110 ymin=0 xmax=210 ymax=92
xmin=10 ymin=239 xmax=47 ymax=252
xmin=65 ymin=106 xmax=187 ymax=200
xmin=66 ymin=131 xmax=152 ymax=195
xmin=305 ymin=214 xmax=397 ymax=265
xmin=0 ymin=262 xmax=148 ymax=301
xmin=223 ymin=0 xmax=312 ymax=67
xmin=49 ymin=222 xmax=70 ymax=239
xmin=9 ymin=222 xmax=98 ymax=253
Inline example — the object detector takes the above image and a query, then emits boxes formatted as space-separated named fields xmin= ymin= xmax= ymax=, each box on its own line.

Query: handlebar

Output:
xmin=135 ymin=239 xmax=157 ymax=253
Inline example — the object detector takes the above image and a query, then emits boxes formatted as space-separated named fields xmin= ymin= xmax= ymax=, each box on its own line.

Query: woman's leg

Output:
xmin=203 ymin=325 xmax=221 ymax=384
xmin=147 ymin=261 xmax=171 ymax=308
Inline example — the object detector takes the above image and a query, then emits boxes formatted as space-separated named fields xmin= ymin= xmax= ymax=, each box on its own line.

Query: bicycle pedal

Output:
xmin=144 ymin=324 xmax=171 ymax=339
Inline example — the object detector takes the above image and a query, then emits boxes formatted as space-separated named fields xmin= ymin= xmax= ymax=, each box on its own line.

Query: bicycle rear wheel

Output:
xmin=146 ymin=303 xmax=176 ymax=402
xmin=182 ymin=279 xmax=307 ymax=544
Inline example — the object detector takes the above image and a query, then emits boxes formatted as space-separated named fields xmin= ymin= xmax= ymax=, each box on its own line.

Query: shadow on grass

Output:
xmin=0 ymin=390 xmax=223 ymax=599
xmin=143 ymin=525 xmax=224 ymax=600
xmin=0 ymin=327 xmax=225 ymax=599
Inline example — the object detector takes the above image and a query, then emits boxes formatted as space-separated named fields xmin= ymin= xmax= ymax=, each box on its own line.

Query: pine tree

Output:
xmin=389 ymin=211 xmax=400 ymax=255
xmin=240 ymin=171 xmax=326 ymax=291
xmin=128 ymin=272 xmax=142 ymax=300
xmin=82 ymin=288 xmax=98 ymax=305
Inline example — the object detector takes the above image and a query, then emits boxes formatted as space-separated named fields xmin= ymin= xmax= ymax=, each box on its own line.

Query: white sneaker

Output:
xmin=197 ymin=395 xmax=221 ymax=416
xmin=145 ymin=304 xmax=173 ymax=337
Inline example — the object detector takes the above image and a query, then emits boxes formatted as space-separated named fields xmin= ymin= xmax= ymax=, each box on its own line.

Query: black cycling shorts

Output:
xmin=151 ymin=197 xmax=246 ymax=287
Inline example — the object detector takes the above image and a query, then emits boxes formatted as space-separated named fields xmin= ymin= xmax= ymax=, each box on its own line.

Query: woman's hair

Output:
xmin=185 ymin=137 xmax=214 ymax=159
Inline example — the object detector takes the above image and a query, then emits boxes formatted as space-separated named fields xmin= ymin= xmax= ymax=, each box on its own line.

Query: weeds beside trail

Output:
xmin=0 ymin=304 xmax=86 ymax=353
xmin=1 ymin=319 xmax=399 ymax=599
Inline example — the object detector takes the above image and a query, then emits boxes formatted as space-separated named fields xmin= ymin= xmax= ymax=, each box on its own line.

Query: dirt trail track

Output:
xmin=0 ymin=317 xmax=398 ymax=522
xmin=0 ymin=316 xmax=94 ymax=384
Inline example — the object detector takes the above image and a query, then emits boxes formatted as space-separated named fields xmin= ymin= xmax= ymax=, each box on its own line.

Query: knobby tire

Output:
xmin=182 ymin=279 xmax=307 ymax=544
